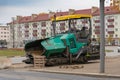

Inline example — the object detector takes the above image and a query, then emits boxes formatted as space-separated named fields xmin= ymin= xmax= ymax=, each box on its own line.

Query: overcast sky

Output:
xmin=0 ymin=0 xmax=110 ymax=25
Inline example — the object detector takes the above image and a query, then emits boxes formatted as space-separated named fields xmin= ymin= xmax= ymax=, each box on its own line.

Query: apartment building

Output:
xmin=0 ymin=25 xmax=10 ymax=48
xmin=8 ymin=13 xmax=52 ymax=48
xmin=8 ymin=6 xmax=120 ymax=48
xmin=92 ymin=7 xmax=120 ymax=45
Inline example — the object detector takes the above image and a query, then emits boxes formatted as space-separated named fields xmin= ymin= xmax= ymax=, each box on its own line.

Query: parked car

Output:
xmin=118 ymin=46 xmax=120 ymax=52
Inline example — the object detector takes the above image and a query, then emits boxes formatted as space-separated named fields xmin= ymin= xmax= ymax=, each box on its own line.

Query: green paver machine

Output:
xmin=23 ymin=14 xmax=100 ymax=65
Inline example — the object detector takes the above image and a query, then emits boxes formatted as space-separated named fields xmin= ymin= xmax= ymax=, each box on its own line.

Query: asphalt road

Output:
xmin=0 ymin=69 xmax=119 ymax=80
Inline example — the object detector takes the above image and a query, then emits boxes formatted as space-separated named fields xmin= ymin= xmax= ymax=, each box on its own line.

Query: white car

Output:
xmin=118 ymin=46 xmax=120 ymax=52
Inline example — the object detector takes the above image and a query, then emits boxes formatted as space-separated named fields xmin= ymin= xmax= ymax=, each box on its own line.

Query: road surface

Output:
xmin=0 ymin=69 xmax=119 ymax=80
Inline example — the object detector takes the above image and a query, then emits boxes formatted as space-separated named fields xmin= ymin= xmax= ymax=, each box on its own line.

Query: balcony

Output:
xmin=71 ymin=21 xmax=77 ymax=24
xmin=94 ymin=20 xmax=100 ymax=23
xmin=95 ymin=26 xmax=100 ymax=29
xmin=60 ymin=26 xmax=65 ymax=31
xmin=60 ymin=22 xmax=65 ymax=26
xmin=107 ymin=19 xmax=114 ymax=22
xmin=82 ymin=20 xmax=88 ymax=24
xmin=41 ymin=29 xmax=46 ymax=36
xmin=107 ymin=25 xmax=114 ymax=28
xmin=25 ymin=25 xmax=29 ymax=28
xmin=25 ymin=35 xmax=29 ymax=37
xmin=32 ymin=33 xmax=37 ymax=37
xmin=25 ymin=30 xmax=29 ymax=33
xmin=94 ymin=29 xmax=100 ymax=34
xmin=108 ymin=31 xmax=114 ymax=34
xmin=95 ymin=31 xmax=100 ymax=34
xmin=33 ymin=30 xmax=37 ymax=33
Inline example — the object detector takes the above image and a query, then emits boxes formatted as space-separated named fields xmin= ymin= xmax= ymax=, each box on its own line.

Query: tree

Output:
xmin=107 ymin=35 xmax=113 ymax=45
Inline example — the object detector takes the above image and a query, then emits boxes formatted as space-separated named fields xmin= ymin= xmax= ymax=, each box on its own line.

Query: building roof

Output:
xmin=56 ymin=11 xmax=68 ymax=16
xmin=92 ymin=6 xmax=120 ymax=16
xmin=19 ymin=16 xmax=33 ymax=23
xmin=75 ymin=9 xmax=91 ymax=15
xmin=8 ymin=6 xmax=120 ymax=24
xmin=0 ymin=25 xmax=8 ymax=28
xmin=33 ymin=13 xmax=49 ymax=22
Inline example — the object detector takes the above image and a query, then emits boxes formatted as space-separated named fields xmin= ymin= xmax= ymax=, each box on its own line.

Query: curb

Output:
xmin=30 ymin=69 xmax=120 ymax=78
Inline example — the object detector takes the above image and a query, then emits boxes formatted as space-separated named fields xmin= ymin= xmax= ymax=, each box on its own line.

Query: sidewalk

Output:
xmin=29 ymin=56 xmax=120 ymax=78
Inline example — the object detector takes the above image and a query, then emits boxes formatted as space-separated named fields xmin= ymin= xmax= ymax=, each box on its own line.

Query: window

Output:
xmin=94 ymin=20 xmax=100 ymax=23
xmin=107 ymin=25 xmax=114 ymax=28
xmin=106 ymin=35 xmax=108 ymax=37
xmin=25 ymin=24 xmax=29 ymax=28
xmin=25 ymin=30 xmax=29 ymax=33
xmin=109 ymin=34 xmax=113 ymax=37
xmin=115 ymin=34 xmax=118 ymax=37
xmin=97 ymin=35 xmax=100 ymax=38
xmin=33 ymin=30 xmax=37 ymax=33
xmin=41 ymin=29 xmax=46 ymax=36
xmin=93 ymin=35 xmax=95 ymax=38
xmin=33 ymin=33 xmax=37 ymax=37
xmin=108 ymin=31 xmax=114 ymax=34
xmin=106 ymin=29 xmax=107 ymax=31
xmin=60 ymin=22 xmax=65 ymax=31
xmin=41 ymin=22 xmax=46 ymax=27
xmin=116 ymin=28 xmax=118 ymax=31
xmin=32 ymin=23 xmax=37 ymax=28
xmin=60 ymin=22 xmax=65 ymax=26
xmin=25 ymin=35 xmax=29 ymax=37
xmin=106 ymin=9 xmax=110 ymax=11
xmin=71 ymin=21 xmax=77 ymax=24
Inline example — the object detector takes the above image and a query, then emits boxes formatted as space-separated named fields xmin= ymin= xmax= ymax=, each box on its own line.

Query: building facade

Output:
xmin=0 ymin=25 xmax=10 ymax=48
xmin=7 ymin=7 xmax=120 ymax=48
xmin=92 ymin=7 xmax=120 ymax=45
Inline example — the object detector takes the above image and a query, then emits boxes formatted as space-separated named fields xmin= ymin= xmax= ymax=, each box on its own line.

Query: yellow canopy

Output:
xmin=52 ymin=14 xmax=92 ymax=21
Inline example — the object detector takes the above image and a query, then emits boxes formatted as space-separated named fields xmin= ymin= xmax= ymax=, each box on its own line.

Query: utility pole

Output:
xmin=100 ymin=0 xmax=105 ymax=73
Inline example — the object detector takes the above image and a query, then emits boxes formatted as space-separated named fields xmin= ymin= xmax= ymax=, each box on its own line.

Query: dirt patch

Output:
xmin=10 ymin=56 xmax=120 ymax=75
xmin=0 ymin=57 xmax=12 ymax=69
xmin=40 ymin=56 xmax=120 ymax=75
